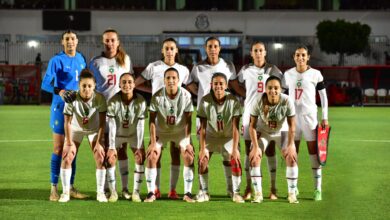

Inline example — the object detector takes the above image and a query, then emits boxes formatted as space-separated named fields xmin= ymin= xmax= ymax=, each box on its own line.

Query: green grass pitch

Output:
xmin=0 ymin=106 xmax=389 ymax=219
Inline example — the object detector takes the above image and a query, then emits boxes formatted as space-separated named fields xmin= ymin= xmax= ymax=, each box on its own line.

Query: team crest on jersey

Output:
xmin=296 ymin=79 xmax=303 ymax=88
xmin=217 ymin=113 xmax=224 ymax=131
xmin=82 ymin=108 xmax=89 ymax=124
xmin=258 ymin=74 xmax=263 ymax=81
xmin=109 ymin=65 xmax=114 ymax=74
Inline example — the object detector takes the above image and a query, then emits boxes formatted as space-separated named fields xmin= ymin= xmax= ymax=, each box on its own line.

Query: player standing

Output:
xmin=249 ymin=76 xmax=299 ymax=204
xmin=89 ymin=29 xmax=134 ymax=201
xmin=197 ymin=73 xmax=244 ymax=203
xmin=144 ymin=68 xmax=195 ymax=203
xmin=186 ymin=37 xmax=244 ymax=198
xmin=41 ymin=30 xmax=88 ymax=201
xmin=58 ymin=69 xmax=107 ymax=203
xmin=135 ymin=38 xmax=190 ymax=199
xmin=106 ymin=73 xmax=147 ymax=202
xmin=237 ymin=41 xmax=285 ymax=200
xmin=284 ymin=45 xmax=329 ymax=201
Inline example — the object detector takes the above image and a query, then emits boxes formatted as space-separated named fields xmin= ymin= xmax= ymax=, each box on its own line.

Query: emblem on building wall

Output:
xmin=195 ymin=14 xmax=210 ymax=30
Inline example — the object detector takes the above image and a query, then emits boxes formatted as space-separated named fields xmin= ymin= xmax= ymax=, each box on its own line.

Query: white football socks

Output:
xmin=310 ymin=154 xmax=322 ymax=191
xmin=60 ymin=168 xmax=71 ymax=195
xmin=183 ymin=166 xmax=194 ymax=194
xmin=118 ymin=159 xmax=129 ymax=190
xmin=133 ymin=164 xmax=144 ymax=193
xmin=145 ymin=167 xmax=157 ymax=193
xmin=286 ymin=166 xmax=298 ymax=194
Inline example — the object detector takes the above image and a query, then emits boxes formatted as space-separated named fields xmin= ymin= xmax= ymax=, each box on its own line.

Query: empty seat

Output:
xmin=377 ymin=88 xmax=387 ymax=103
xmin=364 ymin=88 xmax=376 ymax=103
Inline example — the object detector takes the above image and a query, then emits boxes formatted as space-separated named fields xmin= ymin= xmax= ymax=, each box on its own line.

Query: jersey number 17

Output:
xmin=295 ymin=88 xmax=303 ymax=100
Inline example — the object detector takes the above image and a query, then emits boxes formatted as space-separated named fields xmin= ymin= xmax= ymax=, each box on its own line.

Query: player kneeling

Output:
xmin=197 ymin=73 xmax=244 ymax=204
xmin=59 ymin=69 xmax=108 ymax=203
xmin=249 ymin=76 xmax=299 ymax=204
xmin=144 ymin=67 xmax=195 ymax=203
xmin=106 ymin=73 xmax=147 ymax=202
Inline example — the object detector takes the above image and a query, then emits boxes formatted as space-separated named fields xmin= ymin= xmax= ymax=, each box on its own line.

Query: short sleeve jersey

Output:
xmin=89 ymin=54 xmax=133 ymax=101
xmin=41 ymin=51 xmax=86 ymax=103
xmin=284 ymin=67 xmax=324 ymax=115
xmin=63 ymin=92 xmax=107 ymax=132
xmin=197 ymin=92 xmax=242 ymax=138
xmin=141 ymin=60 xmax=190 ymax=95
xmin=187 ymin=58 xmax=237 ymax=109
xmin=250 ymin=93 xmax=295 ymax=133
xmin=107 ymin=93 xmax=147 ymax=137
xmin=149 ymin=87 xmax=193 ymax=135
xmin=237 ymin=63 xmax=284 ymax=110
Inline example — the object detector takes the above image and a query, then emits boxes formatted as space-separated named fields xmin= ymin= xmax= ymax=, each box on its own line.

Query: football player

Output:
xmin=106 ymin=73 xmax=147 ymax=202
xmin=237 ymin=41 xmax=285 ymax=200
xmin=89 ymin=29 xmax=134 ymax=201
xmin=144 ymin=67 xmax=195 ymax=203
xmin=59 ymin=69 xmax=107 ymax=203
xmin=284 ymin=45 xmax=329 ymax=201
xmin=41 ymin=30 xmax=87 ymax=201
xmin=135 ymin=38 xmax=190 ymax=200
xmin=196 ymin=73 xmax=244 ymax=203
xmin=249 ymin=75 xmax=298 ymax=204
xmin=186 ymin=37 xmax=245 ymax=198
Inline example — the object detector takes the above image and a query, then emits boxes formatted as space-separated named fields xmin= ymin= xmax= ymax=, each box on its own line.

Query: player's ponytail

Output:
xmin=116 ymin=45 xmax=127 ymax=68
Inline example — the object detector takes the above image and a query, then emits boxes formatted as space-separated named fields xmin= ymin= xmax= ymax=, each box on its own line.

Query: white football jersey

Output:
xmin=250 ymin=93 xmax=295 ymax=133
xmin=238 ymin=63 xmax=284 ymax=110
xmin=141 ymin=60 xmax=190 ymax=95
xmin=63 ymin=92 xmax=107 ymax=132
xmin=197 ymin=92 xmax=242 ymax=138
xmin=187 ymin=58 xmax=237 ymax=109
xmin=284 ymin=67 xmax=324 ymax=115
xmin=107 ymin=93 xmax=147 ymax=137
xmin=149 ymin=87 xmax=193 ymax=136
xmin=89 ymin=54 xmax=133 ymax=101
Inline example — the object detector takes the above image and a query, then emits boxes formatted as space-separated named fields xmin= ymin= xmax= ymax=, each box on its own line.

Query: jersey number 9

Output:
xmin=257 ymin=81 xmax=264 ymax=93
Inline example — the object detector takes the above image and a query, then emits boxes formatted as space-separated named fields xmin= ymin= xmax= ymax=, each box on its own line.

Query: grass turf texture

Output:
xmin=0 ymin=106 xmax=389 ymax=219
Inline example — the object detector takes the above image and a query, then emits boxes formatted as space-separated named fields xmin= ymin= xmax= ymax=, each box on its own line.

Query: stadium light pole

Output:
xmin=273 ymin=43 xmax=283 ymax=66
xmin=27 ymin=40 xmax=39 ymax=64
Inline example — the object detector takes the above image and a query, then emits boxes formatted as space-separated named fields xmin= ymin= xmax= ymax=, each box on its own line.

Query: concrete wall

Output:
xmin=0 ymin=10 xmax=389 ymax=38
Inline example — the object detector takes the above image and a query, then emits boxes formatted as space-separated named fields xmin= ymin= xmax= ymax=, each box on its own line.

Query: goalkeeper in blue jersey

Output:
xmin=41 ymin=30 xmax=88 ymax=201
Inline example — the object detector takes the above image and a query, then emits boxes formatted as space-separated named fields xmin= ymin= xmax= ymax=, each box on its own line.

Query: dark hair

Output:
xmin=62 ymin=30 xmax=78 ymax=39
xmin=211 ymin=72 xmax=227 ymax=83
xmin=164 ymin=67 xmax=180 ymax=78
xmin=163 ymin=37 xmax=177 ymax=46
xmin=79 ymin=69 xmax=96 ymax=83
xmin=119 ymin=72 xmax=135 ymax=81
xmin=265 ymin=75 xmax=282 ymax=87
xmin=205 ymin=36 xmax=221 ymax=47
xmin=102 ymin=29 xmax=127 ymax=68
xmin=250 ymin=41 xmax=266 ymax=51
xmin=295 ymin=45 xmax=310 ymax=55
xmin=161 ymin=38 xmax=181 ymax=63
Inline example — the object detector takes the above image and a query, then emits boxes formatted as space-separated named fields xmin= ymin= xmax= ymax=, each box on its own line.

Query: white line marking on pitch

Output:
xmin=0 ymin=139 xmax=52 ymax=143
xmin=346 ymin=139 xmax=390 ymax=143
